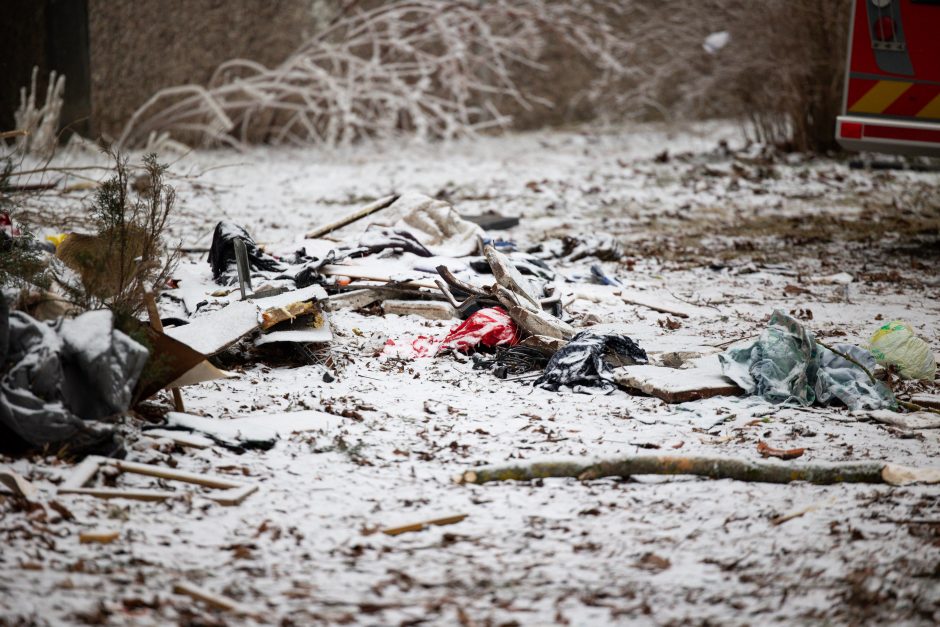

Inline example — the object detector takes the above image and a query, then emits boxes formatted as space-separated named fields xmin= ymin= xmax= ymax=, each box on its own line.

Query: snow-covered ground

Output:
xmin=2 ymin=122 xmax=939 ymax=625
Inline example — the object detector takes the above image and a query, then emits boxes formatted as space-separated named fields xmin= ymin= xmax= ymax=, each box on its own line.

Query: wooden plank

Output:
xmin=60 ymin=456 xmax=104 ymax=490
xmin=320 ymin=264 xmax=439 ymax=290
xmin=165 ymin=285 xmax=328 ymax=355
xmin=79 ymin=530 xmax=120 ymax=544
xmin=0 ymin=467 xmax=39 ymax=500
xmin=614 ymin=365 xmax=743 ymax=404
xmin=208 ymin=484 xmax=259 ymax=506
xmin=322 ymin=289 xmax=384 ymax=311
xmin=383 ymin=299 xmax=457 ymax=320
xmin=911 ymin=393 xmax=940 ymax=411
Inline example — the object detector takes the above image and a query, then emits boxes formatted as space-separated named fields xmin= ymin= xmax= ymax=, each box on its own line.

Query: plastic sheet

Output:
xmin=438 ymin=307 xmax=520 ymax=354
xmin=0 ymin=293 xmax=148 ymax=453
xmin=869 ymin=320 xmax=936 ymax=381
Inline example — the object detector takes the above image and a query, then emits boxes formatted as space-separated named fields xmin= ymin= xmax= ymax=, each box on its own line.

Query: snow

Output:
xmin=2 ymin=121 xmax=939 ymax=624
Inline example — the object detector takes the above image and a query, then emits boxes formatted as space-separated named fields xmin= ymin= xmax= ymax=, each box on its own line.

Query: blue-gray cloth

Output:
xmin=718 ymin=310 xmax=895 ymax=411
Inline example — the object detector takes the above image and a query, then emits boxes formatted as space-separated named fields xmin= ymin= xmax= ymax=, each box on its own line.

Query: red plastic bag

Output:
xmin=438 ymin=307 xmax=520 ymax=354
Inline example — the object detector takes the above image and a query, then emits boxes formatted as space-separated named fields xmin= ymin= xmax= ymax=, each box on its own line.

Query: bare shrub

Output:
xmin=714 ymin=0 xmax=852 ymax=152
xmin=13 ymin=66 xmax=66 ymax=158
xmin=599 ymin=0 xmax=852 ymax=152
xmin=116 ymin=0 xmax=627 ymax=150
xmin=56 ymin=150 xmax=180 ymax=323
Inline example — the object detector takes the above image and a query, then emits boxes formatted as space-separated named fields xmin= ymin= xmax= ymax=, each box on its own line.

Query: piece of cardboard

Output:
xmin=133 ymin=326 xmax=234 ymax=404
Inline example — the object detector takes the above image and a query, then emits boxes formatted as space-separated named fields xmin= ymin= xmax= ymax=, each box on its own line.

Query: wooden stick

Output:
xmin=79 ymin=530 xmax=120 ymax=544
xmin=619 ymin=292 xmax=691 ymax=319
xmin=382 ymin=514 xmax=468 ymax=536
xmin=0 ymin=129 xmax=27 ymax=139
xmin=172 ymin=581 xmax=258 ymax=617
xmin=0 ymin=467 xmax=39 ymax=500
xmin=107 ymin=459 xmax=246 ymax=490
xmin=319 ymin=265 xmax=439 ymax=289
xmin=58 ymin=487 xmax=176 ymax=502
xmin=816 ymin=340 xmax=876 ymax=383
xmin=457 ymin=455 xmax=890 ymax=486
xmin=143 ymin=290 xmax=184 ymax=412
xmin=304 ymin=194 xmax=399 ymax=239
xmin=58 ymin=455 xmax=258 ymax=505
xmin=6 ymin=181 xmax=60 ymax=192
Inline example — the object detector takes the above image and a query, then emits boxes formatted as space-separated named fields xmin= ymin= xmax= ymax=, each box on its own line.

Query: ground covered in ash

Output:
xmin=2 ymin=122 xmax=939 ymax=625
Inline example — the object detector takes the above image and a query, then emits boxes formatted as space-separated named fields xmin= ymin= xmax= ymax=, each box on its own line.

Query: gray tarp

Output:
xmin=0 ymin=292 xmax=148 ymax=452
xmin=719 ymin=309 xmax=896 ymax=411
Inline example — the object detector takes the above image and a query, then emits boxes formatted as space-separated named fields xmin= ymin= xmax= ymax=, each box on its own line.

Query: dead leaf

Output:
xmin=635 ymin=553 xmax=671 ymax=572
xmin=757 ymin=441 xmax=805 ymax=460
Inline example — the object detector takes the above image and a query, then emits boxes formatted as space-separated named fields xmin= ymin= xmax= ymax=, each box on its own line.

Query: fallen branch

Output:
xmin=456 ymin=455 xmax=939 ymax=486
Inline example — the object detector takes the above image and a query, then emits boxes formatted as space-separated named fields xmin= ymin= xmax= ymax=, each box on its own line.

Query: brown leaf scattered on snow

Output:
xmin=635 ymin=553 xmax=671 ymax=572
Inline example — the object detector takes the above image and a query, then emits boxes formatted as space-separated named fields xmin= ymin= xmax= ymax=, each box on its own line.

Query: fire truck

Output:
xmin=836 ymin=0 xmax=940 ymax=156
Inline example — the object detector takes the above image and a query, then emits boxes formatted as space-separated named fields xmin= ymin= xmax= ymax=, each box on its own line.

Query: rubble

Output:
xmin=2 ymin=126 xmax=938 ymax=625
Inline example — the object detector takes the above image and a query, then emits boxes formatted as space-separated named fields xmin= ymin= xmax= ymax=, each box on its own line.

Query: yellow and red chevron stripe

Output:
xmin=847 ymin=77 xmax=940 ymax=120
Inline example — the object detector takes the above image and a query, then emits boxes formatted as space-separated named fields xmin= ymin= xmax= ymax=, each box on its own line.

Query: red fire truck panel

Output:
xmin=837 ymin=0 xmax=940 ymax=156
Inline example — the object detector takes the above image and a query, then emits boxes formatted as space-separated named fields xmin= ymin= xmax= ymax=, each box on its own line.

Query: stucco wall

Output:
xmin=87 ymin=0 xmax=313 ymax=139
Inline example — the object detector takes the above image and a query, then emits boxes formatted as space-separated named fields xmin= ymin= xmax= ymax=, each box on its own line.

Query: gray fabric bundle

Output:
xmin=0 ymin=292 xmax=148 ymax=453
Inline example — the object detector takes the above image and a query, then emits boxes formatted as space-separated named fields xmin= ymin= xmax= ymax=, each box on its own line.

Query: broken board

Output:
xmin=614 ymin=365 xmax=743 ymax=404
xmin=864 ymin=410 xmax=940 ymax=430
xmin=58 ymin=456 xmax=257 ymax=505
xmin=166 ymin=410 xmax=342 ymax=449
xmin=165 ymin=285 xmax=328 ymax=355
xmin=910 ymin=393 xmax=940 ymax=411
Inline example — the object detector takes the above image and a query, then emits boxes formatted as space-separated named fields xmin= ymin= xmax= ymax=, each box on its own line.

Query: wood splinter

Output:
xmin=172 ymin=581 xmax=258 ymax=617
xmin=260 ymin=300 xmax=320 ymax=330
xmin=382 ymin=514 xmax=468 ymax=536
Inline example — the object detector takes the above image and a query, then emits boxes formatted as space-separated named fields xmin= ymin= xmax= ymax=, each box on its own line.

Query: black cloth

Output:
xmin=208 ymin=221 xmax=285 ymax=283
xmin=536 ymin=331 xmax=647 ymax=392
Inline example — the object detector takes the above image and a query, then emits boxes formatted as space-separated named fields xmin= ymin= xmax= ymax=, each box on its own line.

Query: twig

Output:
xmin=897 ymin=400 xmax=940 ymax=416
xmin=815 ymin=339 xmax=876 ymax=384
